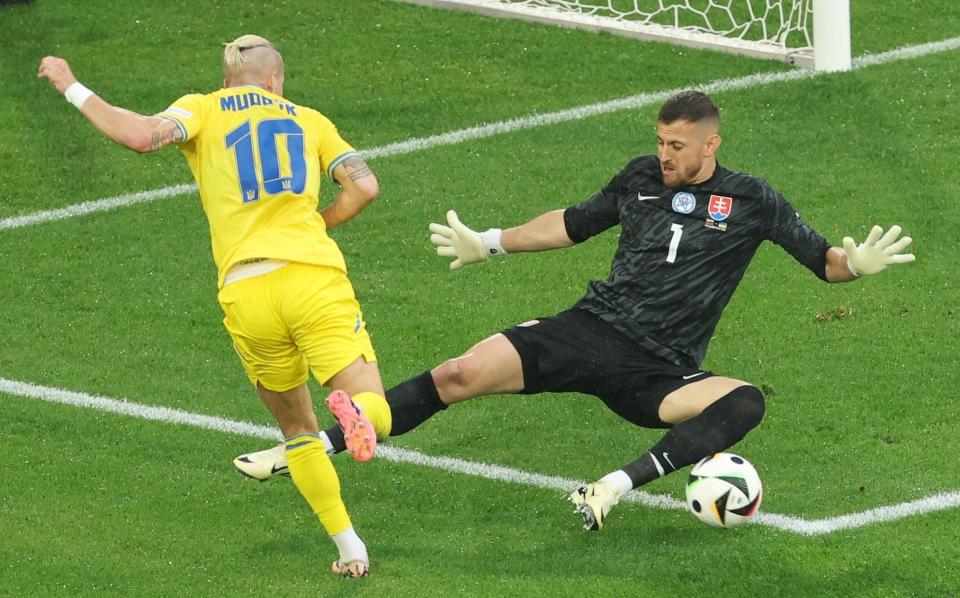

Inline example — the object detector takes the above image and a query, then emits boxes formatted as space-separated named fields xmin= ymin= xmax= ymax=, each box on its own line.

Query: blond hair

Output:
xmin=223 ymin=34 xmax=284 ymax=82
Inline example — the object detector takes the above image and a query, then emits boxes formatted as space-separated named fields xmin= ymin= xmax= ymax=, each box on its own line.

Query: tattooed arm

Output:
xmin=76 ymin=100 xmax=183 ymax=154
xmin=38 ymin=56 xmax=183 ymax=154
xmin=322 ymin=155 xmax=380 ymax=229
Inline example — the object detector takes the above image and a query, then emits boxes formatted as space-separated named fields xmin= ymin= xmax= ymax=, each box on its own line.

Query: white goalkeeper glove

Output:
xmin=842 ymin=224 xmax=915 ymax=277
xmin=429 ymin=210 xmax=507 ymax=271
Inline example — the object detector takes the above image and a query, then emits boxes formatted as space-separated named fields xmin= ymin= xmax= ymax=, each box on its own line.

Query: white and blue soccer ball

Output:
xmin=685 ymin=452 xmax=762 ymax=528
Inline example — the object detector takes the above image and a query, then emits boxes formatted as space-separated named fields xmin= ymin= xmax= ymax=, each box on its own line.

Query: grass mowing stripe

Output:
xmin=361 ymin=34 xmax=960 ymax=160
xmin=4 ymin=375 xmax=957 ymax=536
xmin=2 ymin=36 xmax=958 ymax=234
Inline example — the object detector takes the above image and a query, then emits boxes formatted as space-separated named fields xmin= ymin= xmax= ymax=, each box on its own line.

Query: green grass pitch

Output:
xmin=1 ymin=0 xmax=958 ymax=595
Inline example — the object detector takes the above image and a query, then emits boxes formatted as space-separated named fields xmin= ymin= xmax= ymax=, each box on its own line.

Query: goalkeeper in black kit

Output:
xmin=236 ymin=90 xmax=915 ymax=532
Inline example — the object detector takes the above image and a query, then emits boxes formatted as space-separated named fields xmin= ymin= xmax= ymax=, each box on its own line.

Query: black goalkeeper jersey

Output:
xmin=565 ymin=154 xmax=830 ymax=369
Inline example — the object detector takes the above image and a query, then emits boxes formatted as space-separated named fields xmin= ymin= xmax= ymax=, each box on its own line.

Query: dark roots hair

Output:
xmin=658 ymin=90 xmax=720 ymax=125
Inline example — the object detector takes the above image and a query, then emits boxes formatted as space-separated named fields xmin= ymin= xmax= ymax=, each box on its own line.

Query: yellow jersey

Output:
xmin=157 ymin=86 xmax=357 ymax=288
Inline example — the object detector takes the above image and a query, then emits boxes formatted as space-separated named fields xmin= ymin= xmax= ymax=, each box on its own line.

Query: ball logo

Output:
xmin=685 ymin=452 xmax=762 ymax=528
xmin=671 ymin=192 xmax=696 ymax=214
xmin=708 ymin=194 xmax=733 ymax=221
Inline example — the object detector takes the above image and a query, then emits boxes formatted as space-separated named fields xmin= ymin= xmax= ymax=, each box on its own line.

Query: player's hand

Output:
xmin=38 ymin=56 xmax=78 ymax=94
xmin=430 ymin=210 xmax=487 ymax=271
xmin=842 ymin=224 xmax=915 ymax=277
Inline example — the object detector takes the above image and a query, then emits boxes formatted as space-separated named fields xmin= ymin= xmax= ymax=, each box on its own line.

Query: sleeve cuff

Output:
xmin=326 ymin=151 xmax=361 ymax=181
xmin=157 ymin=114 xmax=188 ymax=143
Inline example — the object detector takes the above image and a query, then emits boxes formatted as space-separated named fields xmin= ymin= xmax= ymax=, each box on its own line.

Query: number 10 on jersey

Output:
xmin=225 ymin=118 xmax=307 ymax=203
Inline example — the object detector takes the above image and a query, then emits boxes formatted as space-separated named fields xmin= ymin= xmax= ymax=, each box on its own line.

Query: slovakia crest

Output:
xmin=708 ymin=194 xmax=733 ymax=221
xmin=671 ymin=192 xmax=696 ymax=214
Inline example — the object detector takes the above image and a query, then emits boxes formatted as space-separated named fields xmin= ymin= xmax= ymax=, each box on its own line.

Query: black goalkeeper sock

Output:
xmin=321 ymin=371 xmax=447 ymax=454
xmin=385 ymin=371 xmax=448 ymax=436
xmin=621 ymin=385 xmax=765 ymax=488
xmin=323 ymin=425 xmax=346 ymax=454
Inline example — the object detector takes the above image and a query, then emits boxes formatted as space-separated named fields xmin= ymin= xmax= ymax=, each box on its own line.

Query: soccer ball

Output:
xmin=685 ymin=452 xmax=762 ymax=528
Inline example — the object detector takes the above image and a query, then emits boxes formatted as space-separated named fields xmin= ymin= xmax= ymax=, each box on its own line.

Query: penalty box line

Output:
xmin=1 ymin=36 xmax=959 ymax=233
xmin=3 ymin=375 xmax=959 ymax=536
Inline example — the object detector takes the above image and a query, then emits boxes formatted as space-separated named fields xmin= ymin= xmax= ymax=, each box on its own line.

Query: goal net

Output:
xmin=398 ymin=0 xmax=850 ymax=70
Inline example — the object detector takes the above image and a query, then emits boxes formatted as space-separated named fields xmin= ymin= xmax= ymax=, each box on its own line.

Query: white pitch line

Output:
xmin=381 ymin=445 xmax=689 ymax=513
xmin=753 ymin=492 xmax=960 ymax=536
xmin=0 ymin=376 xmax=281 ymax=441
xmin=2 ymin=36 xmax=958 ymax=233
xmin=4 ymin=376 xmax=958 ymax=536
xmin=0 ymin=183 xmax=197 ymax=232
xmin=5 ymin=34 xmax=960 ymax=533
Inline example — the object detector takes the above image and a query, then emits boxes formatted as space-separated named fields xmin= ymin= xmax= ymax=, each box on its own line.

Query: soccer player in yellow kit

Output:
xmin=38 ymin=35 xmax=392 ymax=579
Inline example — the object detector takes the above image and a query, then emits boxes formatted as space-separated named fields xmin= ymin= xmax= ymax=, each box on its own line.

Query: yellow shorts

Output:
xmin=217 ymin=262 xmax=377 ymax=391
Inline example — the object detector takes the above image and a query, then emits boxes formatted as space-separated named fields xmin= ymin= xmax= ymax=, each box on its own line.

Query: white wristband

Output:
xmin=480 ymin=228 xmax=507 ymax=258
xmin=64 ymin=81 xmax=94 ymax=109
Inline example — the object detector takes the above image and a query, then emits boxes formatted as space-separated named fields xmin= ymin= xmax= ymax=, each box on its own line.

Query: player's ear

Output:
xmin=266 ymin=70 xmax=283 ymax=95
xmin=704 ymin=133 xmax=721 ymax=157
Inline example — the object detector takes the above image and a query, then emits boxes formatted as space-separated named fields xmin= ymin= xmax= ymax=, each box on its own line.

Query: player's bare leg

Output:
xmin=257 ymin=382 xmax=369 ymax=578
xmin=324 ymin=357 xmax=390 ymax=462
xmin=657 ymin=376 xmax=752 ymax=425
xmin=240 ymin=333 xmax=522 ymax=477
xmin=326 ymin=355 xmax=386 ymax=398
xmin=430 ymin=333 xmax=525 ymax=404
xmin=573 ymin=376 xmax=765 ymax=531
xmin=289 ymin=331 xmax=522 ymax=461
xmin=234 ymin=356 xmax=389 ymax=477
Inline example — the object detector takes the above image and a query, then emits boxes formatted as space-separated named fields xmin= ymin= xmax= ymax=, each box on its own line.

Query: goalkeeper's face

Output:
xmin=656 ymin=118 xmax=721 ymax=188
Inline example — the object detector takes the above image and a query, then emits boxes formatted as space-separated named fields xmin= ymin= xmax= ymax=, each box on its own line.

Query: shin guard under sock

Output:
xmin=621 ymin=385 xmax=765 ymax=488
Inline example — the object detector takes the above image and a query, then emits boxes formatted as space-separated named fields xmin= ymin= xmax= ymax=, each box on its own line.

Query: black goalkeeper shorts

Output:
xmin=500 ymin=308 xmax=713 ymax=428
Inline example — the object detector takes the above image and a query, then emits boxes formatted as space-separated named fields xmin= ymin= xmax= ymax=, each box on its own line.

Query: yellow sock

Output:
xmin=285 ymin=434 xmax=351 ymax=536
xmin=352 ymin=391 xmax=392 ymax=439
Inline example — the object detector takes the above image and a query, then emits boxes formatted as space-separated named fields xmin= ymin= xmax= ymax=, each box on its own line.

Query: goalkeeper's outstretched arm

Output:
xmin=501 ymin=209 xmax=574 ymax=253
xmin=825 ymin=224 xmax=916 ymax=282
xmin=430 ymin=209 xmax=574 ymax=271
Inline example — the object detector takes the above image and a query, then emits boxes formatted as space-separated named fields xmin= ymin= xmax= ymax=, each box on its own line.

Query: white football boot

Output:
xmin=330 ymin=559 xmax=370 ymax=579
xmin=233 ymin=443 xmax=288 ymax=481
xmin=569 ymin=481 xmax=621 ymax=531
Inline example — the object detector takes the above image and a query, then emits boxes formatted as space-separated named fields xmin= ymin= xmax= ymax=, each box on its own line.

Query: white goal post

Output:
xmin=395 ymin=0 xmax=850 ymax=71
